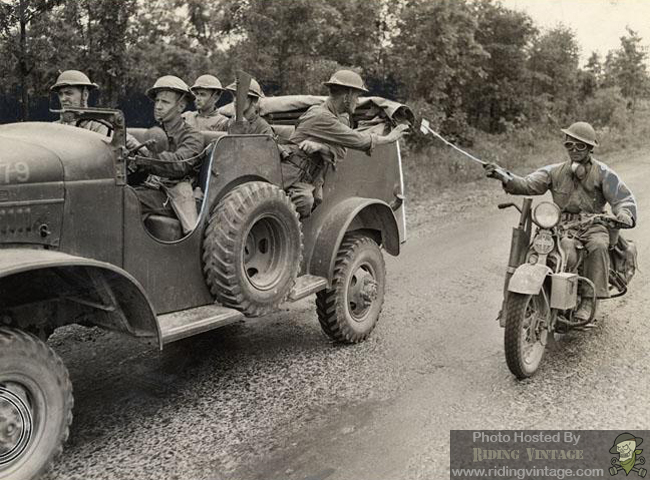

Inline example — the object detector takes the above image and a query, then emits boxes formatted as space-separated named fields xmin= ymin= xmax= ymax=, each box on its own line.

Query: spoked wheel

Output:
xmin=316 ymin=233 xmax=385 ymax=343
xmin=504 ymin=293 xmax=550 ymax=379
xmin=0 ymin=328 xmax=73 ymax=480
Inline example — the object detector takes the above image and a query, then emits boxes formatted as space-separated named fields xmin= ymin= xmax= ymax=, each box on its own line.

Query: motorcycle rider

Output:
xmin=182 ymin=74 xmax=230 ymax=131
xmin=484 ymin=121 xmax=637 ymax=322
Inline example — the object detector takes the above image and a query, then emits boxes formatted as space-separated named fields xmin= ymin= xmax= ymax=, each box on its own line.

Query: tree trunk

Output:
xmin=18 ymin=0 xmax=28 ymax=121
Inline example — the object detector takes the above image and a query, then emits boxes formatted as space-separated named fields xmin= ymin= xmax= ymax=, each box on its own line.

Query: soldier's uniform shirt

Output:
xmin=182 ymin=108 xmax=230 ymax=132
xmin=278 ymin=98 xmax=375 ymax=218
xmin=134 ymin=115 xmax=204 ymax=217
xmin=282 ymin=98 xmax=375 ymax=187
xmin=226 ymin=113 xmax=274 ymax=136
xmin=504 ymin=157 xmax=637 ymax=297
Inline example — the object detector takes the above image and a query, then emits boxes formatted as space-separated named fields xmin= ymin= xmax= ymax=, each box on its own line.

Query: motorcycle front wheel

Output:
xmin=504 ymin=292 xmax=550 ymax=379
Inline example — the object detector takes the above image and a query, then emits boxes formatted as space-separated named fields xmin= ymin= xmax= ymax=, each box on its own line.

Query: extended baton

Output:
xmin=419 ymin=118 xmax=513 ymax=181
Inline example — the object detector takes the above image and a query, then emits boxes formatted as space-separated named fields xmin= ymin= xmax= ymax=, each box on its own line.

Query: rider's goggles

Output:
xmin=563 ymin=140 xmax=588 ymax=152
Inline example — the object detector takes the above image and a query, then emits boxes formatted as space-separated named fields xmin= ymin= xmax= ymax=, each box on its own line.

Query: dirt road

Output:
xmin=45 ymin=153 xmax=650 ymax=480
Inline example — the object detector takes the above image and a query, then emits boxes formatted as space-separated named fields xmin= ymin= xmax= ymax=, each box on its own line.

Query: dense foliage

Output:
xmin=1 ymin=0 xmax=649 ymax=134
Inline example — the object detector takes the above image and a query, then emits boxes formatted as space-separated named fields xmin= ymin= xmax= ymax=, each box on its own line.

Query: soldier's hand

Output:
xmin=483 ymin=162 xmax=500 ymax=179
xmin=139 ymin=146 xmax=152 ymax=157
xmin=299 ymin=140 xmax=324 ymax=155
xmin=389 ymin=124 xmax=410 ymax=141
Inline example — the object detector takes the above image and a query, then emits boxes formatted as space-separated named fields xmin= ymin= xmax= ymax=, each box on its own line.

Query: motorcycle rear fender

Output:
xmin=508 ymin=263 xmax=552 ymax=295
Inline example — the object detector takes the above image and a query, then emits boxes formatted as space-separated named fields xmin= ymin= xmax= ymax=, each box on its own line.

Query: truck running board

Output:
xmin=289 ymin=275 xmax=328 ymax=301
xmin=157 ymin=304 xmax=244 ymax=346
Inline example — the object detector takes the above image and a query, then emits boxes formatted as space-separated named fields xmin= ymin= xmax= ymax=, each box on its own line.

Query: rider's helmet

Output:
xmin=146 ymin=75 xmax=195 ymax=101
xmin=609 ymin=433 xmax=643 ymax=454
xmin=323 ymin=70 xmax=369 ymax=93
xmin=50 ymin=70 xmax=98 ymax=91
xmin=225 ymin=78 xmax=265 ymax=98
xmin=561 ymin=122 xmax=598 ymax=147
xmin=190 ymin=74 xmax=224 ymax=92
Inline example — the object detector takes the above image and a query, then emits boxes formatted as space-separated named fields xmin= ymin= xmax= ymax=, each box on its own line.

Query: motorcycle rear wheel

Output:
xmin=504 ymin=292 xmax=550 ymax=379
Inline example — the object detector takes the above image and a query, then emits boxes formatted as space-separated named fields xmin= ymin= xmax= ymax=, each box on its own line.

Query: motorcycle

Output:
xmin=497 ymin=198 xmax=637 ymax=379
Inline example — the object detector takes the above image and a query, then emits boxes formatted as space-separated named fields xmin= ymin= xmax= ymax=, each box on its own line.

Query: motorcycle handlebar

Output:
xmin=497 ymin=202 xmax=521 ymax=212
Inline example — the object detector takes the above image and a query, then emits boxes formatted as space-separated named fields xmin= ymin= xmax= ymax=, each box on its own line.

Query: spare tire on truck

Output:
xmin=203 ymin=181 xmax=303 ymax=317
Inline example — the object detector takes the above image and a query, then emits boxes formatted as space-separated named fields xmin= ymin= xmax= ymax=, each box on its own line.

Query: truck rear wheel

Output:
xmin=0 ymin=328 xmax=73 ymax=480
xmin=203 ymin=182 xmax=303 ymax=317
xmin=316 ymin=233 xmax=385 ymax=343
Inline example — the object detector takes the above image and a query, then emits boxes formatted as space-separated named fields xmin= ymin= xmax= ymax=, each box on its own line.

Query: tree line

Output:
xmin=1 ymin=0 xmax=648 ymax=135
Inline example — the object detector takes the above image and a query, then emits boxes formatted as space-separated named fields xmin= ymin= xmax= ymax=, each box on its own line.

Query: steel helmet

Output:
xmin=561 ymin=121 xmax=598 ymax=147
xmin=146 ymin=75 xmax=195 ymax=101
xmin=190 ymin=74 xmax=224 ymax=92
xmin=50 ymin=70 xmax=98 ymax=91
xmin=609 ymin=433 xmax=643 ymax=454
xmin=323 ymin=69 xmax=368 ymax=93
xmin=225 ymin=78 xmax=265 ymax=98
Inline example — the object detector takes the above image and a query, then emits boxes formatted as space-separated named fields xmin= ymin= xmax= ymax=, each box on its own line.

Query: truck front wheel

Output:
xmin=0 ymin=327 xmax=73 ymax=480
xmin=203 ymin=182 xmax=303 ymax=317
xmin=316 ymin=233 xmax=386 ymax=343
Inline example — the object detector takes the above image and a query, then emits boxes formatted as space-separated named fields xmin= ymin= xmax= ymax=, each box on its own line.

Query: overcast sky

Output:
xmin=501 ymin=0 xmax=650 ymax=64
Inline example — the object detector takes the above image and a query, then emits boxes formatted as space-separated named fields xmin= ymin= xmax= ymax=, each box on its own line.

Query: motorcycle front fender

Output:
xmin=507 ymin=263 xmax=552 ymax=295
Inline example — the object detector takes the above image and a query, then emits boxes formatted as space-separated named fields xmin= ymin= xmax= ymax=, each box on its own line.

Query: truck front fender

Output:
xmin=0 ymin=249 xmax=159 ymax=343
xmin=304 ymin=198 xmax=400 ymax=283
xmin=508 ymin=263 xmax=552 ymax=295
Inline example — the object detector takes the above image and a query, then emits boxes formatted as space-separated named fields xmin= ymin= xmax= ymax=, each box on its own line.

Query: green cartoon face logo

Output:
xmin=609 ymin=433 xmax=647 ymax=477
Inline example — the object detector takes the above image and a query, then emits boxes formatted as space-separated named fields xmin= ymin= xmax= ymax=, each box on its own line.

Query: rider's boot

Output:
xmin=574 ymin=297 xmax=598 ymax=323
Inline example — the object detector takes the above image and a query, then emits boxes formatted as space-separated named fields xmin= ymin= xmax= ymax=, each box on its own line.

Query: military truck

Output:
xmin=0 ymin=94 xmax=412 ymax=479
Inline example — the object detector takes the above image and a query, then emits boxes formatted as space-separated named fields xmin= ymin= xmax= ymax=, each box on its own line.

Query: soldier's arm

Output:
xmin=601 ymin=166 xmax=637 ymax=226
xmin=503 ymin=166 xmax=552 ymax=196
xmin=142 ymin=132 xmax=205 ymax=179
xmin=303 ymin=113 xmax=374 ymax=152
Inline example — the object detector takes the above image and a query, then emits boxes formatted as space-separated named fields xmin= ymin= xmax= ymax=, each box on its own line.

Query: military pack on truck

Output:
xmin=0 ymin=93 xmax=412 ymax=478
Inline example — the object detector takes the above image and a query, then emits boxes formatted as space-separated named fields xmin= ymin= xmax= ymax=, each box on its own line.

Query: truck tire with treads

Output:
xmin=0 ymin=327 xmax=73 ymax=480
xmin=316 ymin=233 xmax=386 ymax=343
xmin=203 ymin=181 xmax=303 ymax=317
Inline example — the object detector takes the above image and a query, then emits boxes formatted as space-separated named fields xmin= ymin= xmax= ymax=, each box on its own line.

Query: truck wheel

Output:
xmin=316 ymin=233 xmax=385 ymax=343
xmin=504 ymin=293 xmax=549 ymax=379
xmin=203 ymin=182 xmax=303 ymax=317
xmin=0 ymin=328 xmax=73 ymax=480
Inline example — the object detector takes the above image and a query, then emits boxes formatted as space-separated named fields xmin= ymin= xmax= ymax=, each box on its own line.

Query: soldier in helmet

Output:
xmin=130 ymin=75 xmax=204 ymax=231
xmin=280 ymin=69 xmax=409 ymax=218
xmin=223 ymin=77 xmax=274 ymax=135
xmin=484 ymin=121 xmax=637 ymax=322
xmin=182 ymin=74 xmax=230 ymax=131
xmin=50 ymin=70 xmax=110 ymax=135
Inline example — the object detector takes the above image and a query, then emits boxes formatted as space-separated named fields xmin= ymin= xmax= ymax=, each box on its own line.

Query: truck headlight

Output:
xmin=533 ymin=202 xmax=561 ymax=229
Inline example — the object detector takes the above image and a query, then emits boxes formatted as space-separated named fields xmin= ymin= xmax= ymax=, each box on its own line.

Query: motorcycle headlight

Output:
xmin=533 ymin=202 xmax=561 ymax=229
xmin=532 ymin=230 xmax=555 ymax=255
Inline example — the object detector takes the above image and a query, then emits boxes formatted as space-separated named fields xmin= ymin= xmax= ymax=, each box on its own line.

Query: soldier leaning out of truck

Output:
xmin=129 ymin=75 xmax=205 ymax=233
xmin=280 ymin=69 xmax=409 ymax=218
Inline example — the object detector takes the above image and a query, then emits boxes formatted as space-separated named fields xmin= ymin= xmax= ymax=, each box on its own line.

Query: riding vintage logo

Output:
xmin=609 ymin=433 xmax=647 ymax=477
